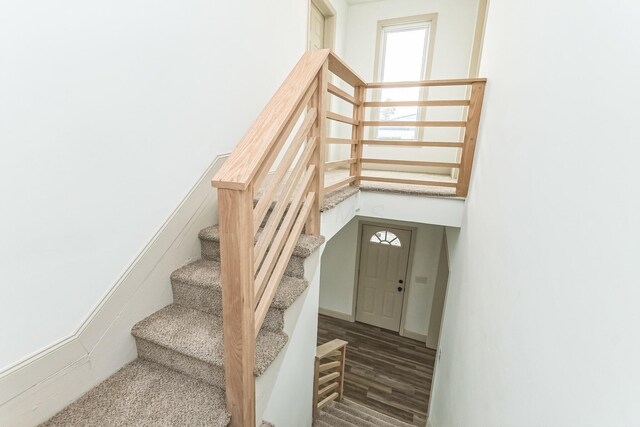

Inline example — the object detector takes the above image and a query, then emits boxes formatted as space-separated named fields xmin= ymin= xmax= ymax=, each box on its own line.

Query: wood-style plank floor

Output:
xmin=317 ymin=315 xmax=436 ymax=426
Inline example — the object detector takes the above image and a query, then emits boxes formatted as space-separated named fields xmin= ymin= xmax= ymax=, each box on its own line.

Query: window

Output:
xmin=370 ymin=230 xmax=402 ymax=247
xmin=373 ymin=15 xmax=435 ymax=140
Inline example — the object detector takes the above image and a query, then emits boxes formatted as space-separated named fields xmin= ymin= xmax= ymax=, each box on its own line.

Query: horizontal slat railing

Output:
xmin=361 ymin=158 xmax=461 ymax=168
xmin=313 ymin=339 xmax=348 ymax=421
xmin=212 ymin=51 xmax=330 ymax=190
xmin=328 ymin=83 xmax=359 ymax=105
xmin=211 ymin=48 xmax=484 ymax=426
xmin=366 ymin=77 xmax=487 ymax=88
xmin=360 ymin=176 xmax=459 ymax=187
xmin=362 ymin=139 xmax=464 ymax=148
xmin=362 ymin=120 xmax=467 ymax=127
xmin=255 ymin=191 xmax=316 ymax=333
xmin=252 ymin=108 xmax=318 ymax=232
xmin=211 ymin=50 xmax=367 ymax=427
xmin=363 ymin=100 xmax=470 ymax=107
xmin=360 ymin=77 xmax=486 ymax=196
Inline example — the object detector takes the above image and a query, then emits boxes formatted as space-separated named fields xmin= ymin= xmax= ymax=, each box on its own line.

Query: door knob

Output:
xmin=399 ymin=279 xmax=404 ymax=284
xmin=397 ymin=287 xmax=403 ymax=292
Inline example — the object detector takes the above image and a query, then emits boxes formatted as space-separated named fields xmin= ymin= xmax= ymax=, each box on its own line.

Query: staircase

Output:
xmin=41 ymin=223 xmax=324 ymax=426
xmin=37 ymin=49 xmax=486 ymax=426
xmin=315 ymin=399 xmax=414 ymax=427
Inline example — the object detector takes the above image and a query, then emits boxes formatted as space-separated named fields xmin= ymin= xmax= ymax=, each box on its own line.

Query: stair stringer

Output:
xmin=256 ymin=243 xmax=324 ymax=427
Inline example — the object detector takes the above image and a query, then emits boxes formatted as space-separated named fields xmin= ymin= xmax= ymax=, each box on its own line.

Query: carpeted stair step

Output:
xmin=339 ymin=399 xmax=415 ymax=427
xmin=198 ymin=225 xmax=324 ymax=279
xmin=171 ymin=258 xmax=307 ymax=332
xmin=254 ymin=182 xmax=358 ymax=214
xmin=40 ymin=359 xmax=229 ymax=426
xmin=132 ymin=304 xmax=287 ymax=388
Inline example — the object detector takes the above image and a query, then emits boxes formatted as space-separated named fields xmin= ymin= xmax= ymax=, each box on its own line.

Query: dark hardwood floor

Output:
xmin=317 ymin=315 xmax=436 ymax=426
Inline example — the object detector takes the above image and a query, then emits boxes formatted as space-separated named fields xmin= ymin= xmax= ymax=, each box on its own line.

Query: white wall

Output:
xmin=426 ymin=233 xmax=448 ymax=349
xmin=319 ymin=217 xmax=360 ymax=317
xmin=319 ymin=215 xmax=443 ymax=339
xmin=429 ymin=1 xmax=640 ymax=426
xmin=0 ymin=0 xmax=310 ymax=372
xmin=329 ymin=0 xmax=481 ymax=167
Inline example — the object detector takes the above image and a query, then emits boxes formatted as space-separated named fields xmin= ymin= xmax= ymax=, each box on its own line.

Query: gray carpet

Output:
xmin=41 ymin=214 xmax=325 ymax=426
xmin=324 ymin=169 xmax=462 ymax=198
xmin=315 ymin=399 xmax=415 ymax=427
xmin=41 ymin=360 xmax=230 ymax=427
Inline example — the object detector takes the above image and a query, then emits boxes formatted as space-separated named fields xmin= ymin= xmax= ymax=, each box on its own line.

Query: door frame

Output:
xmin=352 ymin=220 xmax=418 ymax=337
xmin=307 ymin=0 xmax=337 ymax=51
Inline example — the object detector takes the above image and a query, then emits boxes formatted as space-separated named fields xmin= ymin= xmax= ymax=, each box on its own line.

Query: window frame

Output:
xmin=371 ymin=14 xmax=438 ymax=141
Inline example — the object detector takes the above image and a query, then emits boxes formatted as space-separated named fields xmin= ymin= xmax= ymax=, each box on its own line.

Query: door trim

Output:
xmin=353 ymin=220 xmax=418 ymax=337
xmin=307 ymin=0 xmax=336 ymax=51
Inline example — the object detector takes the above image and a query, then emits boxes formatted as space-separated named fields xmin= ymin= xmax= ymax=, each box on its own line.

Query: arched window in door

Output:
xmin=369 ymin=230 xmax=402 ymax=247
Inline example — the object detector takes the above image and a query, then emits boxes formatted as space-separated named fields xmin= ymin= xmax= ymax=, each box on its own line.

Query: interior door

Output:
xmin=309 ymin=2 xmax=325 ymax=50
xmin=356 ymin=224 xmax=412 ymax=331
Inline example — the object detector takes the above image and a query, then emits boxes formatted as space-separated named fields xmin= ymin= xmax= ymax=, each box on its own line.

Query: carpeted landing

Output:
xmin=41 ymin=220 xmax=325 ymax=426
xmin=315 ymin=399 xmax=415 ymax=427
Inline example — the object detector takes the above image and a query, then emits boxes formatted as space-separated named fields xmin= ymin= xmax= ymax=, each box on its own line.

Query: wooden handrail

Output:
xmin=364 ymin=100 xmax=470 ymax=107
xmin=212 ymin=50 xmax=330 ymax=190
xmin=366 ymin=77 xmax=487 ymax=88
xmin=313 ymin=339 xmax=348 ymax=421
xmin=211 ymin=48 xmax=485 ymax=426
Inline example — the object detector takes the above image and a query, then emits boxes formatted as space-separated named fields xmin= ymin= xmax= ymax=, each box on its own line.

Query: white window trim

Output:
xmin=370 ymin=14 xmax=438 ymax=141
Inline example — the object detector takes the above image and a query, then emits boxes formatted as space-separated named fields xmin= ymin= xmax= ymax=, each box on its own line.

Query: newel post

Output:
xmin=456 ymin=81 xmax=486 ymax=197
xmin=306 ymin=61 xmax=329 ymax=236
xmin=218 ymin=187 xmax=256 ymax=427
xmin=350 ymin=85 xmax=366 ymax=186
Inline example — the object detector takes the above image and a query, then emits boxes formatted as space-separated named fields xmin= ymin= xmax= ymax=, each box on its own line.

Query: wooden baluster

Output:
xmin=218 ymin=187 xmax=256 ymax=427
xmin=338 ymin=345 xmax=346 ymax=401
xmin=350 ymin=86 xmax=365 ymax=186
xmin=306 ymin=61 xmax=328 ymax=235
xmin=312 ymin=356 xmax=320 ymax=421
xmin=456 ymin=81 xmax=486 ymax=197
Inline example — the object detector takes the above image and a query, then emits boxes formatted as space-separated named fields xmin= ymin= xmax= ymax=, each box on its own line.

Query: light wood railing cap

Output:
xmin=316 ymin=339 xmax=348 ymax=359
xmin=328 ymin=51 xmax=366 ymax=87
xmin=212 ymin=49 xmax=331 ymax=190
xmin=211 ymin=50 xmax=365 ymax=191
xmin=366 ymin=77 xmax=487 ymax=89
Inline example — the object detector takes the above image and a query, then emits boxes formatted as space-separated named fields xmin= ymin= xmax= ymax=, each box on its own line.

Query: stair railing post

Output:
xmin=312 ymin=356 xmax=320 ymax=421
xmin=338 ymin=344 xmax=347 ymax=401
xmin=456 ymin=81 xmax=486 ymax=197
xmin=218 ymin=187 xmax=256 ymax=427
xmin=350 ymin=85 xmax=366 ymax=186
xmin=306 ymin=61 xmax=329 ymax=236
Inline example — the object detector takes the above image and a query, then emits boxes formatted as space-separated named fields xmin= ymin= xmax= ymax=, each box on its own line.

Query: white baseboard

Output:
xmin=318 ymin=307 xmax=354 ymax=322
xmin=0 ymin=154 xmax=228 ymax=427
xmin=402 ymin=328 xmax=427 ymax=343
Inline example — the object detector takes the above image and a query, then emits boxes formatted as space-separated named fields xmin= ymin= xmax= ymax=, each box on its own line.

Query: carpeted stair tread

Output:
xmin=360 ymin=183 xmax=457 ymax=198
xmin=199 ymin=225 xmax=325 ymax=259
xmin=40 ymin=359 xmax=229 ymax=427
xmin=171 ymin=259 xmax=308 ymax=311
xmin=132 ymin=304 xmax=287 ymax=376
xmin=321 ymin=186 xmax=359 ymax=211
xmin=339 ymin=399 xmax=415 ymax=427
